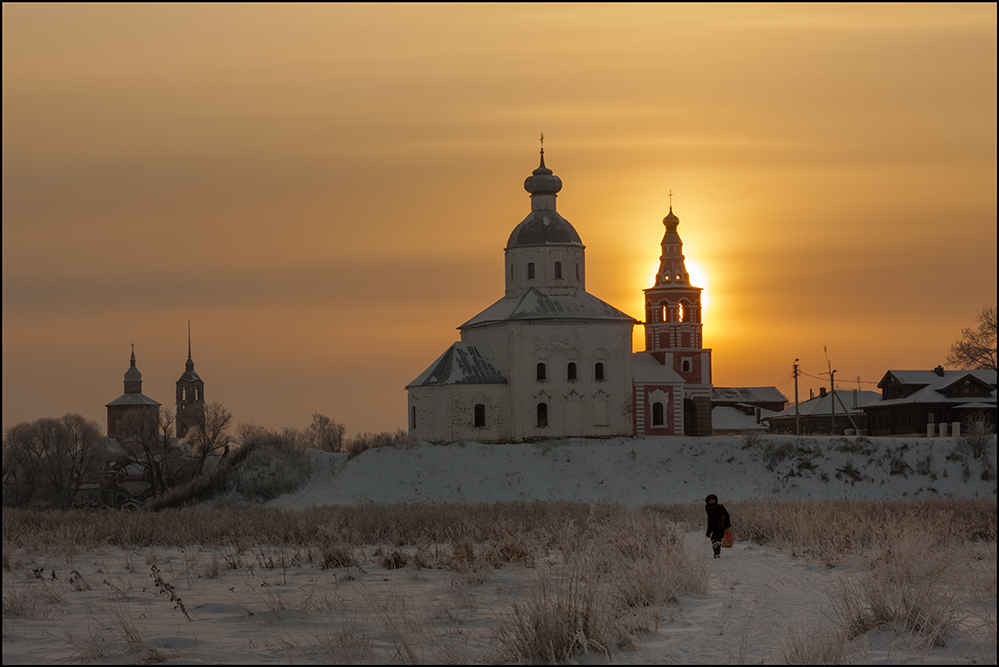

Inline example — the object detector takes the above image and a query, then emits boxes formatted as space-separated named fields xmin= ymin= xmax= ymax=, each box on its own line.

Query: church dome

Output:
xmin=523 ymin=158 xmax=562 ymax=197
xmin=506 ymin=152 xmax=583 ymax=249
xmin=506 ymin=210 xmax=583 ymax=248
xmin=124 ymin=365 xmax=142 ymax=382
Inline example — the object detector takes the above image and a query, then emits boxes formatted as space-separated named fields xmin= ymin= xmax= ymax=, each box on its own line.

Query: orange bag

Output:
xmin=721 ymin=529 xmax=734 ymax=548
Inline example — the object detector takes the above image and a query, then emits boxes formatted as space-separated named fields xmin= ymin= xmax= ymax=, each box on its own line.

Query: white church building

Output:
xmin=407 ymin=150 xmax=713 ymax=442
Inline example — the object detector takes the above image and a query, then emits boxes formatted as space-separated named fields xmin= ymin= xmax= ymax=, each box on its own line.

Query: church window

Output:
xmin=182 ymin=386 xmax=187 ymax=400
xmin=652 ymin=401 xmax=664 ymax=426
xmin=678 ymin=303 xmax=685 ymax=322
xmin=510 ymin=264 xmax=514 ymax=280
xmin=474 ymin=403 xmax=485 ymax=428
xmin=537 ymin=403 xmax=548 ymax=428
xmin=554 ymin=261 xmax=562 ymax=279
xmin=567 ymin=362 xmax=577 ymax=381
xmin=682 ymin=358 xmax=691 ymax=373
xmin=410 ymin=406 xmax=417 ymax=428
xmin=528 ymin=262 xmax=535 ymax=279
xmin=196 ymin=386 xmax=203 ymax=401
xmin=661 ymin=305 xmax=669 ymax=322
xmin=575 ymin=263 xmax=580 ymax=279
xmin=594 ymin=362 xmax=605 ymax=381
xmin=536 ymin=362 xmax=547 ymax=381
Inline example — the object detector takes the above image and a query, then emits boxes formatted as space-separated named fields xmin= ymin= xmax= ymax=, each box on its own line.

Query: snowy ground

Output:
xmin=3 ymin=435 xmax=996 ymax=664
xmin=268 ymin=435 xmax=997 ymax=508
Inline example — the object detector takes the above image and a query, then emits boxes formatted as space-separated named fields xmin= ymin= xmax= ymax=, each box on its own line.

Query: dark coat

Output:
xmin=705 ymin=495 xmax=731 ymax=537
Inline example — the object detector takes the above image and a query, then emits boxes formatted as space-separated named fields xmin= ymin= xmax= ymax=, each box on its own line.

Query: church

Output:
xmin=406 ymin=149 xmax=713 ymax=442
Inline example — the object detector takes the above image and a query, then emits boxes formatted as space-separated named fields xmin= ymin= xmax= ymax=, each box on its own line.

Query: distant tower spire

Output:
xmin=539 ymin=132 xmax=546 ymax=168
xmin=176 ymin=322 xmax=204 ymax=439
xmin=668 ymin=189 xmax=673 ymax=210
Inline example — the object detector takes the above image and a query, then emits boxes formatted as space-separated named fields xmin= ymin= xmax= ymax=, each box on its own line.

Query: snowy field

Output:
xmin=3 ymin=435 xmax=997 ymax=664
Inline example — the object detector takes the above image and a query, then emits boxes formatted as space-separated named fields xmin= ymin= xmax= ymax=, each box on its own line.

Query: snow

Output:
xmin=267 ymin=435 xmax=995 ymax=508
xmin=3 ymin=435 xmax=996 ymax=665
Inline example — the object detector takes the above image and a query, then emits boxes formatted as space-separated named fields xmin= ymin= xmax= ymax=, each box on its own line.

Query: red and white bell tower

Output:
xmin=636 ymin=203 xmax=713 ymax=436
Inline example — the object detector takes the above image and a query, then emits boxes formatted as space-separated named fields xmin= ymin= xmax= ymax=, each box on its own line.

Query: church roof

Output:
xmin=632 ymin=352 xmax=685 ymax=383
xmin=712 ymin=387 xmax=788 ymax=404
xmin=506 ymin=210 xmax=583 ymax=248
xmin=460 ymin=288 xmax=636 ymax=329
xmin=106 ymin=393 xmax=161 ymax=408
xmin=407 ymin=341 xmax=507 ymax=387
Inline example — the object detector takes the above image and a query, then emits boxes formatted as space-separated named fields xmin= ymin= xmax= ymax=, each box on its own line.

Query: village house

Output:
xmin=862 ymin=366 xmax=997 ymax=437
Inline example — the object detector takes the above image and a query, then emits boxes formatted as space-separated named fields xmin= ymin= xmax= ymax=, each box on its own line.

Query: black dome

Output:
xmin=506 ymin=210 xmax=583 ymax=248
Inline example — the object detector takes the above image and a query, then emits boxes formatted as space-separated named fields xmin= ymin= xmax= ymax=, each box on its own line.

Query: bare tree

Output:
xmin=188 ymin=402 xmax=233 ymax=474
xmin=307 ymin=412 xmax=346 ymax=452
xmin=1 ymin=414 xmax=102 ymax=508
xmin=123 ymin=408 xmax=182 ymax=498
xmin=947 ymin=305 xmax=997 ymax=372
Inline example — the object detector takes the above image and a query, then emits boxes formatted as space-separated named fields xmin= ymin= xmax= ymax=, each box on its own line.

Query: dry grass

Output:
xmin=3 ymin=498 xmax=995 ymax=664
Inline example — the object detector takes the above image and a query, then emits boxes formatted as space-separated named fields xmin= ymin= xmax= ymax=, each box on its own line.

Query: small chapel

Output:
xmin=406 ymin=148 xmax=713 ymax=442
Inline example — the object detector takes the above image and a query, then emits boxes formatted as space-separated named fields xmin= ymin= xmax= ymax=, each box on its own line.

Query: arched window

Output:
xmin=474 ymin=403 xmax=485 ymax=428
xmin=661 ymin=305 xmax=668 ymax=322
xmin=652 ymin=401 xmax=664 ymax=426
xmin=554 ymin=261 xmax=562 ymax=279
xmin=528 ymin=262 xmax=535 ymax=279
xmin=682 ymin=359 xmax=691 ymax=373
xmin=537 ymin=403 xmax=548 ymax=428
xmin=678 ymin=303 xmax=686 ymax=322
xmin=594 ymin=362 xmax=605 ymax=381
xmin=567 ymin=362 xmax=577 ymax=381
xmin=536 ymin=362 xmax=547 ymax=381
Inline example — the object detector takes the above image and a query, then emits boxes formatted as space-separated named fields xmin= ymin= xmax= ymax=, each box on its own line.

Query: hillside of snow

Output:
xmin=266 ymin=435 xmax=997 ymax=509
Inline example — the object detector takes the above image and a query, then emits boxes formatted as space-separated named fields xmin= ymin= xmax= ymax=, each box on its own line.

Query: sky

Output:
xmin=3 ymin=4 xmax=996 ymax=438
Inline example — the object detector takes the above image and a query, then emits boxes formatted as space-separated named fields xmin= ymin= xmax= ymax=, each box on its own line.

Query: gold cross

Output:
xmin=540 ymin=132 xmax=544 ymax=154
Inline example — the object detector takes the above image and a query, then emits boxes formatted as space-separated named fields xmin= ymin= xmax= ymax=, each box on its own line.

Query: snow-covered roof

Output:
xmin=632 ymin=352 xmax=684 ymax=384
xmin=881 ymin=369 xmax=997 ymax=388
xmin=769 ymin=390 xmax=882 ymax=418
xmin=460 ymin=288 xmax=636 ymax=329
xmin=407 ymin=341 xmax=507 ymax=387
xmin=870 ymin=369 xmax=997 ymax=409
xmin=105 ymin=393 xmax=161 ymax=407
xmin=712 ymin=405 xmax=776 ymax=431
xmin=712 ymin=387 xmax=787 ymax=404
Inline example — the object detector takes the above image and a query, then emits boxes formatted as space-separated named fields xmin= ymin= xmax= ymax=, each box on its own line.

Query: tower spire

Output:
xmin=187 ymin=320 xmax=192 ymax=361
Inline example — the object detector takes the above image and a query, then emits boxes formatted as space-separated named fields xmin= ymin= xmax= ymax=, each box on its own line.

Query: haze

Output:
xmin=3 ymin=4 xmax=996 ymax=437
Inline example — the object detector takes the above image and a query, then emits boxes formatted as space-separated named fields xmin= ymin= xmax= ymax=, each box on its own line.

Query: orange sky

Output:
xmin=3 ymin=4 xmax=996 ymax=437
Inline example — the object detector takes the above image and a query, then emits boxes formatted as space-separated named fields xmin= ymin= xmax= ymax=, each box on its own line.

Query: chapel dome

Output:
xmin=506 ymin=211 xmax=583 ymax=248
xmin=506 ymin=153 xmax=583 ymax=249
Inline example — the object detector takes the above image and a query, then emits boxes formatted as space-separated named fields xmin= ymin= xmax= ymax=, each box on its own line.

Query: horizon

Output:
xmin=3 ymin=4 xmax=996 ymax=437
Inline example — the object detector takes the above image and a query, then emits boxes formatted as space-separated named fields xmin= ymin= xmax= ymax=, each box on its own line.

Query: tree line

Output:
xmin=2 ymin=404 xmax=405 ymax=509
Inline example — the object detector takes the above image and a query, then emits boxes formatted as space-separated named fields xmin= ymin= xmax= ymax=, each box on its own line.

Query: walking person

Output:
xmin=705 ymin=494 xmax=731 ymax=558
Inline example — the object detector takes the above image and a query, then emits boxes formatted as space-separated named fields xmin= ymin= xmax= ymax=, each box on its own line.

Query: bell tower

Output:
xmin=175 ymin=322 xmax=205 ymax=439
xmin=642 ymin=201 xmax=713 ymax=435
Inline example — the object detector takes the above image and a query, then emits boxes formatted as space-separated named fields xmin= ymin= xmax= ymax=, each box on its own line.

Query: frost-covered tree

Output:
xmin=307 ymin=412 xmax=346 ymax=452
xmin=947 ymin=306 xmax=997 ymax=371
xmin=189 ymin=402 xmax=233 ymax=474
xmin=2 ymin=413 xmax=102 ymax=507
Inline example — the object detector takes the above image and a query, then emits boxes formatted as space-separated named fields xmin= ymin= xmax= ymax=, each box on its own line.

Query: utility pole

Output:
xmin=793 ymin=358 xmax=800 ymax=435
xmin=830 ymin=369 xmax=837 ymax=435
